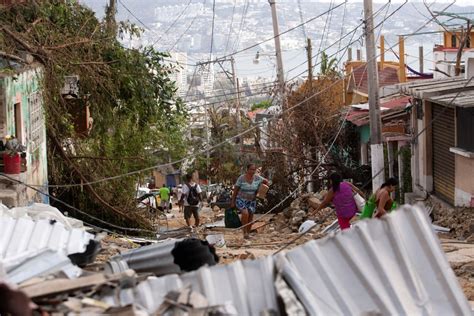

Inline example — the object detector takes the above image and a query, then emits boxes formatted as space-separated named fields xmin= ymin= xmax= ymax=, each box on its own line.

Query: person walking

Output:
xmin=179 ymin=174 xmax=202 ymax=227
xmin=373 ymin=177 xmax=399 ymax=218
xmin=231 ymin=164 xmax=269 ymax=239
xmin=313 ymin=173 xmax=365 ymax=230
xmin=159 ymin=184 xmax=171 ymax=213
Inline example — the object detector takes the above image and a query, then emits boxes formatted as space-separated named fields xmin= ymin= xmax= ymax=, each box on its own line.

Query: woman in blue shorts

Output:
xmin=231 ymin=164 xmax=269 ymax=239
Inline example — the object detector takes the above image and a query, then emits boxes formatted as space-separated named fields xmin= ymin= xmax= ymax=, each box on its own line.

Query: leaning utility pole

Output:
xmin=364 ymin=0 xmax=385 ymax=191
xmin=269 ymin=0 xmax=286 ymax=102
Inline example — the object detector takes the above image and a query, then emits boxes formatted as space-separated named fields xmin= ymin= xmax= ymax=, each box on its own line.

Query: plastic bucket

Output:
xmin=3 ymin=153 xmax=21 ymax=174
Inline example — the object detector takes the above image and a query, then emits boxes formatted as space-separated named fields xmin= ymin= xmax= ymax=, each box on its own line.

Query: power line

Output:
xmin=273 ymin=0 xmax=461 ymax=253
xmin=151 ymin=0 xmax=193 ymax=48
xmin=168 ymin=0 xmax=207 ymax=51
xmin=118 ymin=0 xmax=153 ymax=32
xmin=19 ymin=1 xmax=452 ymax=190
xmin=275 ymin=75 xmax=474 ymax=254
xmin=218 ymin=1 xmax=346 ymax=60
xmin=209 ymin=0 xmax=216 ymax=61
xmin=0 ymin=172 xmax=156 ymax=234
xmin=231 ymin=0 xmax=250 ymax=53
xmin=224 ymin=0 xmax=237 ymax=54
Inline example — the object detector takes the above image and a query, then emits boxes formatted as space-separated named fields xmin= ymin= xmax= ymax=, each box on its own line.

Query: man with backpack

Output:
xmin=179 ymin=173 xmax=202 ymax=227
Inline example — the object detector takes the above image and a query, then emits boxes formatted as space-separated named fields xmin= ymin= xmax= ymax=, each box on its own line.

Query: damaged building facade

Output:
xmin=0 ymin=62 xmax=48 ymax=206
xmin=399 ymin=52 xmax=474 ymax=207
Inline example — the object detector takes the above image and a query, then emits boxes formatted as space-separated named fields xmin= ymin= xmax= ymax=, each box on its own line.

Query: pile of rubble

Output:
xmin=281 ymin=191 xmax=336 ymax=232
xmin=428 ymin=197 xmax=474 ymax=241
xmin=0 ymin=202 xmax=472 ymax=315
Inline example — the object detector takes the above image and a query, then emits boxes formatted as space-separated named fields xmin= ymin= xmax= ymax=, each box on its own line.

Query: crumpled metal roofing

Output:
xmin=100 ymin=206 xmax=470 ymax=315
xmin=105 ymin=239 xmax=181 ymax=276
xmin=103 ymin=255 xmax=278 ymax=315
xmin=0 ymin=216 xmax=94 ymax=261
xmin=278 ymin=205 xmax=472 ymax=315
xmin=3 ymin=249 xmax=82 ymax=284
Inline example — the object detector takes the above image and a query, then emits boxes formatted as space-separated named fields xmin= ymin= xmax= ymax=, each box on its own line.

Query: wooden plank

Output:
xmin=21 ymin=270 xmax=135 ymax=298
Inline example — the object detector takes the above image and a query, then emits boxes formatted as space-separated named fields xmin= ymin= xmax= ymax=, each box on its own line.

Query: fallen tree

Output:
xmin=0 ymin=1 xmax=187 ymax=231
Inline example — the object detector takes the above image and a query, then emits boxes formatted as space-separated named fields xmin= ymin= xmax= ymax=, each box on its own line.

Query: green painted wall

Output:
xmin=0 ymin=65 xmax=49 ymax=204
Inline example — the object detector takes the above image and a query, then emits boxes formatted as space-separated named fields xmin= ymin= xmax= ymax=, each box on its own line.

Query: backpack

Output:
xmin=187 ymin=184 xmax=200 ymax=206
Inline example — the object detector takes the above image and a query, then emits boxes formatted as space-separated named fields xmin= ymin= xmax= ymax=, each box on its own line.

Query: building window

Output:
xmin=457 ymin=107 xmax=474 ymax=152
xmin=451 ymin=34 xmax=457 ymax=48
xmin=28 ymin=92 xmax=44 ymax=153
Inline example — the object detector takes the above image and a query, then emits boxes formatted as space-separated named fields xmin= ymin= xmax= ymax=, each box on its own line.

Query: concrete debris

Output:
xmin=157 ymin=287 xmax=238 ymax=315
xmin=282 ymin=191 xmax=335 ymax=232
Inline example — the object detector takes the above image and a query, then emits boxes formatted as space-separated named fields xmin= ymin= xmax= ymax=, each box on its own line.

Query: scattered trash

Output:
xmin=206 ymin=234 xmax=226 ymax=248
xmin=298 ymin=220 xmax=316 ymax=234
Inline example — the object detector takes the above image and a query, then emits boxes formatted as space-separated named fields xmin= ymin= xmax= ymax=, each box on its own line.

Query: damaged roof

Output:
xmin=347 ymin=95 xmax=411 ymax=127
xmin=279 ymin=205 xmax=470 ymax=315
xmin=103 ymin=255 xmax=278 ymax=315
xmin=98 ymin=206 xmax=471 ymax=315
xmin=398 ymin=76 xmax=474 ymax=107
xmin=0 ymin=216 xmax=94 ymax=260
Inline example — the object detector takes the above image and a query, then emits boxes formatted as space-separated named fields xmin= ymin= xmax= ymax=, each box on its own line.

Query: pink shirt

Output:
xmin=332 ymin=182 xmax=357 ymax=218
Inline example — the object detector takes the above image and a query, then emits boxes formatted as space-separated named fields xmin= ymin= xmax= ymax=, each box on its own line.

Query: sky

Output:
xmin=81 ymin=0 xmax=473 ymax=7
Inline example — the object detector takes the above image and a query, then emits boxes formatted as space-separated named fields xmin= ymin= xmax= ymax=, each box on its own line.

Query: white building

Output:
xmin=169 ymin=52 xmax=188 ymax=98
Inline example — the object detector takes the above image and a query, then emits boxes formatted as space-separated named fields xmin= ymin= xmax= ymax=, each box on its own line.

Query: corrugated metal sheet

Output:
xmin=105 ymin=239 xmax=180 ymax=276
xmin=398 ymin=76 xmax=474 ymax=100
xmin=429 ymin=90 xmax=474 ymax=108
xmin=432 ymin=104 xmax=455 ymax=204
xmin=278 ymin=205 xmax=471 ymax=315
xmin=103 ymin=255 xmax=278 ymax=315
xmin=4 ymin=249 xmax=82 ymax=284
xmin=0 ymin=216 xmax=94 ymax=260
xmin=101 ymin=206 xmax=470 ymax=315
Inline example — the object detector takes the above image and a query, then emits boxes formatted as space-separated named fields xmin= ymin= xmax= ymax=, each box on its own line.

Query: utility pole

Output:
xmin=230 ymin=57 xmax=242 ymax=129
xmin=364 ymin=0 xmax=385 ymax=191
xmin=269 ymin=0 xmax=285 ymax=102
xmin=105 ymin=0 xmax=117 ymax=37
xmin=306 ymin=38 xmax=313 ymax=86
xmin=419 ymin=46 xmax=424 ymax=74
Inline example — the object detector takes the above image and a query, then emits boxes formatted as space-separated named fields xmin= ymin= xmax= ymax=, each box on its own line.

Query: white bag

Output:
xmin=353 ymin=193 xmax=365 ymax=212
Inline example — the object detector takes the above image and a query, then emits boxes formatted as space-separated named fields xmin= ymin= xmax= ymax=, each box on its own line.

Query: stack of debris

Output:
xmin=282 ymin=191 xmax=336 ymax=232
xmin=0 ymin=203 xmax=471 ymax=315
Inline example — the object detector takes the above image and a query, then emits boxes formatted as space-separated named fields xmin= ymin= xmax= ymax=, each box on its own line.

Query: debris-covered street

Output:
xmin=1 ymin=0 xmax=474 ymax=314
xmin=2 ymin=198 xmax=472 ymax=315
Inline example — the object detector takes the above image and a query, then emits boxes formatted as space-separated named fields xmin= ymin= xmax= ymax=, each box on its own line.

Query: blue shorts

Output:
xmin=236 ymin=197 xmax=257 ymax=214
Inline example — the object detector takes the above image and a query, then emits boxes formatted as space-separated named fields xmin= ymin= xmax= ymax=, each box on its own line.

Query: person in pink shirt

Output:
xmin=314 ymin=173 xmax=365 ymax=230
